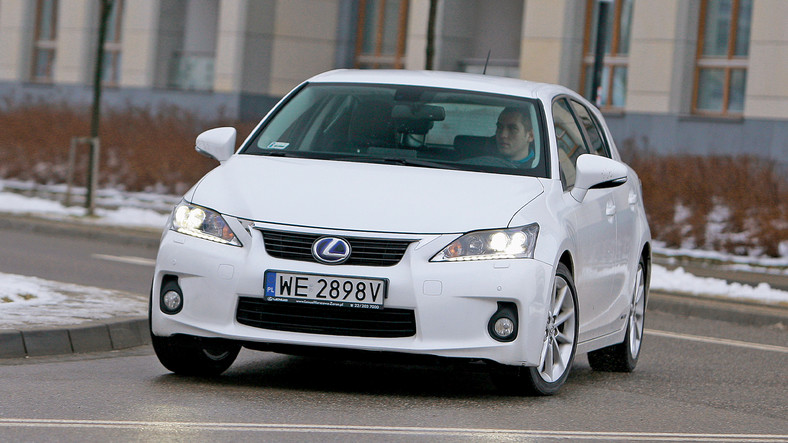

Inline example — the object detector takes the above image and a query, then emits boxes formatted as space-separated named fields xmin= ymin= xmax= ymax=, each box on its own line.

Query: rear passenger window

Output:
xmin=552 ymin=98 xmax=591 ymax=190
xmin=570 ymin=100 xmax=610 ymax=158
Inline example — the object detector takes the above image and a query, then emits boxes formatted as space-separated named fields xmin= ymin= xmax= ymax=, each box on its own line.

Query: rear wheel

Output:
xmin=492 ymin=263 xmax=578 ymax=395
xmin=588 ymin=256 xmax=646 ymax=372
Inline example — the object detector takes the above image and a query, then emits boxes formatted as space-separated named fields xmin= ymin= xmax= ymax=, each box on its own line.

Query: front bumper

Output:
xmin=150 ymin=223 xmax=554 ymax=366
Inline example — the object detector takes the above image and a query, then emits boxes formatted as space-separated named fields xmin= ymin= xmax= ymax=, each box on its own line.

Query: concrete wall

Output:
xmin=215 ymin=0 xmax=276 ymax=94
xmin=0 ymin=0 xmax=33 ymax=81
xmin=626 ymin=0 xmax=680 ymax=113
xmin=53 ymin=0 xmax=95 ymax=85
xmin=606 ymin=113 xmax=787 ymax=168
xmin=519 ymin=0 xmax=583 ymax=87
xmin=120 ymin=0 xmax=161 ymax=88
xmin=745 ymin=0 xmax=788 ymax=119
xmin=268 ymin=0 xmax=341 ymax=96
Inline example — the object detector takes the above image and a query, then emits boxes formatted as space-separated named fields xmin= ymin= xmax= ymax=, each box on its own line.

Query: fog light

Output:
xmin=163 ymin=291 xmax=182 ymax=312
xmin=160 ymin=278 xmax=184 ymax=315
xmin=488 ymin=302 xmax=518 ymax=342
xmin=494 ymin=317 xmax=515 ymax=338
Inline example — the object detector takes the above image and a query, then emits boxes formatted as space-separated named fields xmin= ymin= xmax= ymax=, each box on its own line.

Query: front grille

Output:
xmin=259 ymin=229 xmax=413 ymax=267
xmin=236 ymin=297 xmax=417 ymax=338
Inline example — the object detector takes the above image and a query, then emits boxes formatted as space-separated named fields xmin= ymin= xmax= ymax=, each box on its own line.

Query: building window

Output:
xmin=354 ymin=0 xmax=409 ymax=69
xmin=694 ymin=0 xmax=752 ymax=115
xmin=101 ymin=0 xmax=123 ymax=86
xmin=31 ymin=0 xmax=58 ymax=82
xmin=580 ymin=0 xmax=633 ymax=110
xmin=165 ymin=0 xmax=218 ymax=91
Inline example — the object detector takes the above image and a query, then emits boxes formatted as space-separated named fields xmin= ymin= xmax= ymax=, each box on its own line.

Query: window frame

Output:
xmin=101 ymin=0 xmax=124 ymax=87
xmin=354 ymin=0 xmax=409 ymax=69
xmin=31 ymin=0 xmax=59 ymax=83
xmin=580 ymin=0 xmax=633 ymax=111
xmin=692 ymin=0 xmax=751 ymax=116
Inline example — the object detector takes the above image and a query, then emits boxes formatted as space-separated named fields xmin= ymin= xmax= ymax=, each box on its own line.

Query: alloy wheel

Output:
xmin=538 ymin=274 xmax=577 ymax=382
xmin=628 ymin=265 xmax=646 ymax=357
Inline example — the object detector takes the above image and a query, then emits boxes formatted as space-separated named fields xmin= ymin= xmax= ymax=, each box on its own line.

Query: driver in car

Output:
xmin=495 ymin=107 xmax=536 ymax=167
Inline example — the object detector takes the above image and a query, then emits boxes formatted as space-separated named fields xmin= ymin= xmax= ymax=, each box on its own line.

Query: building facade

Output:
xmin=0 ymin=0 xmax=786 ymax=163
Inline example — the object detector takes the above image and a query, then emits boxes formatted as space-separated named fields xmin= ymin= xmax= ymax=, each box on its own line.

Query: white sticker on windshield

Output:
xmin=267 ymin=142 xmax=289 ymax=150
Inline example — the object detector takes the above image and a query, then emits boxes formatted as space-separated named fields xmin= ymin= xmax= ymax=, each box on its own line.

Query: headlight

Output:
xmin=431 ymin=224 xmax=539 ymax=262
xmin=170 ymin=202 xmax=241 ymax=246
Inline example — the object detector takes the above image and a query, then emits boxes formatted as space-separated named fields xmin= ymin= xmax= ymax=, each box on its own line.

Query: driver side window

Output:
xmin=552 ymin=98 xmax=590 ymax=190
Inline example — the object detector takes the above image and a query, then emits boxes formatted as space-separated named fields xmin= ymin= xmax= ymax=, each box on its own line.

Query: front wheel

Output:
xmin=151 ymin=334 xmax=241 ymax=376
xmin=588 ymin=256 xmax=647 ymax=372
xmin=492 ymin=263 xmax=579 ymax=396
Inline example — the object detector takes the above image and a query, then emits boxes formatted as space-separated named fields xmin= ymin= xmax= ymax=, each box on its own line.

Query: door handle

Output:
xmin=628 ymin=190 xmax=638 ymax=205
xmin=606 ymin=200 xmax=616 ymax=216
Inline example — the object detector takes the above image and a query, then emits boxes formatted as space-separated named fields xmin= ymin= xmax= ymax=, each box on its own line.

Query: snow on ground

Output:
xmin=650 ymin=265 xmax=787 ymax=305
xmin=0 ymin=272 xmax=147 ymax=328
xmin=654 ymin=244 xmax=788 ymax=271
xmin=0 ymin=179 xmax=786 ymax=329
xmin=0 ymin=180 xmax=170 ymax=230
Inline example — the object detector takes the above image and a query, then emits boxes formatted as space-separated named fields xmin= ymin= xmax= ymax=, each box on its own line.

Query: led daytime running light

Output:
xmin=432 ymin=224 xmax=539 ymax=262
xmin=175 ymin=227 xmax=236 ymax=245
xmin=170 ymin=202 xmax=241 ymax=246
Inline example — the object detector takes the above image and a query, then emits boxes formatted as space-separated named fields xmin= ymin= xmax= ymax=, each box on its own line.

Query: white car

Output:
xmin=150 ymin=69 xmax=651 ymax=395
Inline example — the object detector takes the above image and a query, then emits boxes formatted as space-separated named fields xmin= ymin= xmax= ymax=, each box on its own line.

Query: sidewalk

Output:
xmin=1 ymin=212 xmax=787 ymax=359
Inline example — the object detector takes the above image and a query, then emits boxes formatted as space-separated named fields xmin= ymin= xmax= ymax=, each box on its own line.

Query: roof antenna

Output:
xmin=482 ymin=50 xmax=491 ymax=75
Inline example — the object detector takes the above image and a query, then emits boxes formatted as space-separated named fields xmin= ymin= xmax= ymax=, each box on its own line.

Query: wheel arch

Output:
xmin=640 ymin=241 xmax=652 ymax=301
xmin=558 ymin=250 xmax=574 ymax=278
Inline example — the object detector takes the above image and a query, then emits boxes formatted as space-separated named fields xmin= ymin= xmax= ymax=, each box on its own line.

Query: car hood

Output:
xmin=189 ymin=155 xmax=544 ymax=234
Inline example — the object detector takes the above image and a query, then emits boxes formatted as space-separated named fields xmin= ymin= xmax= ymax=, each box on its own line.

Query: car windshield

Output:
xmin=242 ymin=83 xmax=548 ymax=177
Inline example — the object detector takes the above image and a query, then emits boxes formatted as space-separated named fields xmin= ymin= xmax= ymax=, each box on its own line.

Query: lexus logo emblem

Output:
xmin=312 ymin=237 xmax=352 ymax=264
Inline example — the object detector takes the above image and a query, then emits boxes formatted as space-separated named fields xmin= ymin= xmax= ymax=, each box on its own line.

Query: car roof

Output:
xmin=306 ymin=69 xmax=576 ymax=102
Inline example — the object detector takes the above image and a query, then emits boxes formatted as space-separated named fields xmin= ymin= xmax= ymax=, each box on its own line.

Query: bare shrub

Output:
xmin=621 ymin=138 xmax=788 ymax=257
xmin=0 ymin=99 xmax=258 ymax=194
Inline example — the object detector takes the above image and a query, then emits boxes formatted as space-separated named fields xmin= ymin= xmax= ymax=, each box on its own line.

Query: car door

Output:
xmin=569 ymin=100 xmax=634 ymax=330
xmin=552 ymin=98 xmax=618 ymax=342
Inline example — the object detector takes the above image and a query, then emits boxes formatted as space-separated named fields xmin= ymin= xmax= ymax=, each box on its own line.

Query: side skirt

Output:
xmin=576 ymin=324 xmax=626 ymax=355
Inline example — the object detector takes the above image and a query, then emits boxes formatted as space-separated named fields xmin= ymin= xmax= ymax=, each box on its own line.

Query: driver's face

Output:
xmin=495 ymin=111 xmax=533 ymax=161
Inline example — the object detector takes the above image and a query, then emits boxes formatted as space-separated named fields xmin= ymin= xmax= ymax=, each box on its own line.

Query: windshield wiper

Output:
xmin=257 ymin=151 xmax=460 ymax=170
xmin=365 ymin=157 xmax=461 ymax=170
xmin=261 ymin=151 xmax=293 ymax=157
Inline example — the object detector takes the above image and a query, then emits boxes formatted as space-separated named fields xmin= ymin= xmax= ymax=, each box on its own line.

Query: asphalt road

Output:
xmin=1 ymin=308 xmax=787 ymax=442
xmin=0 ymin=216 xmax=158 ymax=294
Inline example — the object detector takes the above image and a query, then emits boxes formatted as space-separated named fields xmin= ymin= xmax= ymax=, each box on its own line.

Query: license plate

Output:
xmin=263 ymin=271 xmax=387 ymax=309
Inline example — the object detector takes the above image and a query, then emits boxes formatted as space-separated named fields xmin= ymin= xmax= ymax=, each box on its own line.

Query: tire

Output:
xmin=149 ymin=282 xmax=240 ymax=376
xmin=587 ymin=256 xmax=647 ymax=372
xmin=492 ymin=263 xmax=579 ymax=396
xmin=151 ymin=334 xmax=241 ymax=376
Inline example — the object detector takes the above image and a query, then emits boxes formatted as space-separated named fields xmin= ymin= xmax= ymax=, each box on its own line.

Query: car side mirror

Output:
xmin=570 ymin=154 xmax=628 ymax=202
xmin=195 ymin=127 xmax=237 ymax=163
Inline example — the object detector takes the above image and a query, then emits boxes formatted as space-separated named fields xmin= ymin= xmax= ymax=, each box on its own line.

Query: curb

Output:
xmin=647 ymin=291 xmax=788 ymax=327
xmin=0 ymin=212 xmax=161 ymax=248
xmin=0 ymin=317 xmax=150 ymax=359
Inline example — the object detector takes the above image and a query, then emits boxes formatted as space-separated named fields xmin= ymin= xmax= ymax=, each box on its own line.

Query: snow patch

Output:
xmin=0 ymin=272 xmax=147 ymax=328
xmin=650 ymin=265 xmax=788 ymax=305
